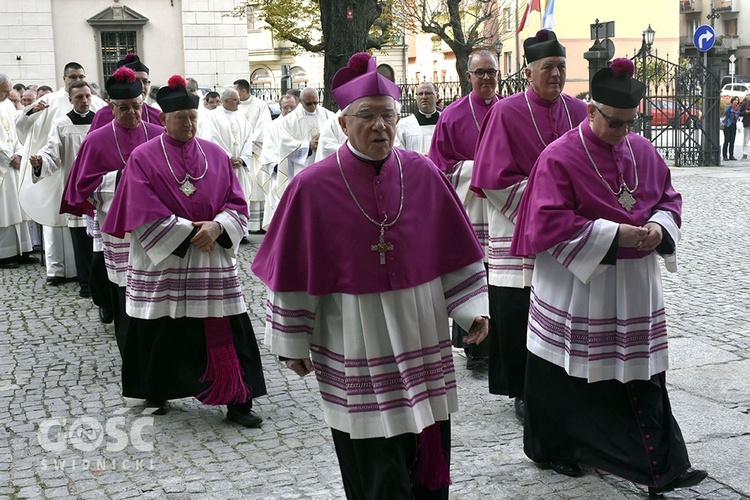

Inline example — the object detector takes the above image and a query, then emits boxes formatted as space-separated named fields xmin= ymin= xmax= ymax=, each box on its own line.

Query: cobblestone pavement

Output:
xmin=2 ymin=165 xmax=750 ymax=499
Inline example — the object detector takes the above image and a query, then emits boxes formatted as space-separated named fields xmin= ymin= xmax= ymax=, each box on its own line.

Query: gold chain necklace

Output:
xmin=578 ymin=124 xmax=639 ymax=211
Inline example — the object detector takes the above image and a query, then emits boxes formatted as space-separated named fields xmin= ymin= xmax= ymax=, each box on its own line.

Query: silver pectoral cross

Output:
xmin=371 ymin=225 xmax=393 ymax=265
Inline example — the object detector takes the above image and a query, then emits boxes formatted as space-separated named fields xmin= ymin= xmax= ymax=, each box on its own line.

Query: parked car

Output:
xmin=720 ymin=82 xmax=750 ymax=108
xmin=641 ymin=98 xmax=702 ymax=128
xmin=720 ymin=74 xmax=750 ymax=88
xmin=267 ymin=101 xmax=281 ymax=120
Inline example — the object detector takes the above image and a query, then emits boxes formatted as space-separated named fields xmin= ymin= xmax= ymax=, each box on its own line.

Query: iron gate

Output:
xmin=633 ymin=52 xmax=721 ymax=166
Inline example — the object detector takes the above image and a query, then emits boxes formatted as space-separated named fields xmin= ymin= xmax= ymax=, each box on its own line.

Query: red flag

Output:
xmin=517 ymin=0 xmax=542 ymax=33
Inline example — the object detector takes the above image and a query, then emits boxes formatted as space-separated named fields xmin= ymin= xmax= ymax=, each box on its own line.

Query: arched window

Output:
xmin=289 ymin=66 xmax=309 ymax=87
xmin=251 ymin=68 xmax=273 ymax=86
xmin=377 ymin=64 xmax=395 ymax=82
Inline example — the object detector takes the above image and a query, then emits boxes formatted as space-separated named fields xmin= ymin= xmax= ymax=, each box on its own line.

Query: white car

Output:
xmin=720 ymin=82 xmax=750 ymax=107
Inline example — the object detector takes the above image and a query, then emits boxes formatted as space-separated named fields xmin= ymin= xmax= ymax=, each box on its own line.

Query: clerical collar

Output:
xmin=66 ymin=109 xmax=94 ymax=125
xmin=304 ymin=109 xmax=317 ymax=117
xmin=223 ymin=107 xmax=236 ymax=115
xmin=414 ymin=110 xmax=439 ymax=126
xmin=346 ymin=141 xmax=390 ymax=172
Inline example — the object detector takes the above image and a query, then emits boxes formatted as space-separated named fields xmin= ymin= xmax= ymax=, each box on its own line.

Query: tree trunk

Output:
xmin=319 ymin=0 xmax=381 ymax=111
xmin=452 ymin=45 xmax=472 ymax=96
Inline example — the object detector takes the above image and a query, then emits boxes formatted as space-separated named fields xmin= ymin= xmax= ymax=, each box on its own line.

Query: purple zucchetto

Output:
xmin=591 ymin=58 xmax=645 ymax=109
xmin=331 ymin=52 xmax=401 ymax=109
xmin=523 ymin=29 xmax=566 ymax=63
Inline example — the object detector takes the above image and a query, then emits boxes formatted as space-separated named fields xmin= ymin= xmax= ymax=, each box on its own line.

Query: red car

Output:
xmin=641 ymin=98 xmax=702 ymax=128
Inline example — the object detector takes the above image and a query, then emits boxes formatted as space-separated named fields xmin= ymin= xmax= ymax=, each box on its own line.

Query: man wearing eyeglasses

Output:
xmin=472 ymin=30 xmax=588 ymax=428
xmin=395 ymin=82 xmax=440 ymax=154
xmin=62 ymin=68 xmax=164 ymax=329
xmin=254 ymin=52 xmax=489 ymax=499
xmin=16 ymin=62 xmax=106 ymax=286
xmin=510 ymin=59 xmax=707 ymax=494
xmin=429 ymin=50 xmax=500 ymax=371
xmin=260 ymin=93 xmax=301 ymax=229
xmin=89 ymin=54 xmax=162 ymax=131
xmin=277 ymin=87 xmax=335 ymax=183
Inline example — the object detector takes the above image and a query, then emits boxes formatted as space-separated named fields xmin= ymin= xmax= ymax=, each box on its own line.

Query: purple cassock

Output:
xmin=472 ymin=88 xmax=588 ymax=193
xmin=62 ymin=121 xmax=164 ymax=217
xmin=511 ymin=122 xmax=681 ymax=258
xmin=252 ymin=144 xmax=484 ymax=295
xmin=102 ymin=134 xmax=249 ymax=237
xmin=429 ymin=92 xmax=499 ymax=173
xmin=88 ymin=101 xmax=163 ymax=132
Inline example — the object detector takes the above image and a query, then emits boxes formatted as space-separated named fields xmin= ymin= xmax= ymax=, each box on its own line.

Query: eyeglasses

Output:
xmin=281 ymin=105 xmax=296 ymax=111
xmin=595 ymin=107 xmax=641 ymax=129
xmin=224 ymin=98 xmax=240 ymax=102
xmin=116 ymin=104 xmax=142 ymax=113
xmin=302 ymin=100 xmax=318 ymax=106
xmin=343 ymin=111 xmax=398 ymax=124
xmin=136 ymin=79 xmax=151 ymax=86
xmin=469 ymin=68 xmax=498 ymax=79
xmin=416 ymin=91 xmax=435 ymax=96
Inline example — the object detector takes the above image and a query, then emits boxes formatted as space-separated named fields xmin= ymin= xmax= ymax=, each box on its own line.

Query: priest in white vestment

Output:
xmin=260 ymin=94 xmax=297 ymax=230
xmin=395 ymin=82 xmax=440 ymax=154
xmin=0 ymin=75 xmax=34 ymax=268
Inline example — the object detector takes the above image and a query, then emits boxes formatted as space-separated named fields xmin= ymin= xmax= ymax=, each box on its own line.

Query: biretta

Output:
xmin=591 ymin=58 xmax=645 ymax=109
xmin=524 ymin=29 xmax=566 ymax=63
xmin=331 ymin=52 xmax=400 ymax=109
xmin=106 ymin=67 xmax=142 ymax=100
xmin=157 ymin=75 xmax=199 ymax=113
xmin=117 ymin=53 xmax=149 ymax=74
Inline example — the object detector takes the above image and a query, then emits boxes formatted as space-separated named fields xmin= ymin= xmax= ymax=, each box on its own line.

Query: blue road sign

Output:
xmin=693 ymin=25 xmax=716 ymax=52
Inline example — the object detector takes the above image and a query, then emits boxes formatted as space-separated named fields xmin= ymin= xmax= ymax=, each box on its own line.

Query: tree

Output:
xmin=233 ymin=0 xmax=398 ymax=110
xmin=401 ymin=0 xmax=522 ymax=95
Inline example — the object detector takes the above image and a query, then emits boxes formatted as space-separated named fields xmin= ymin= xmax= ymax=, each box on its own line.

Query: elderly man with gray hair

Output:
xmin=199 ymin=87 xmax=256 ymax=236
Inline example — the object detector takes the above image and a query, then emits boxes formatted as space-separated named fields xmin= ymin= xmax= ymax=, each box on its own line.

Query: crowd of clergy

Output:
xmin=0 ymin=27 xmax=709 ymax=498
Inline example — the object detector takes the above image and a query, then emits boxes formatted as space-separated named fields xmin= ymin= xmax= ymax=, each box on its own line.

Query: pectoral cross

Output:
xmin=371 ymin=226 xmax=393 ymax=265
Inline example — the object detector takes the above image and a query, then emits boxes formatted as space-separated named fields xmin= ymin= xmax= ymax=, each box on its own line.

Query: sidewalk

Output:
xmin=1 ymin=166 xmax=749 ymax=499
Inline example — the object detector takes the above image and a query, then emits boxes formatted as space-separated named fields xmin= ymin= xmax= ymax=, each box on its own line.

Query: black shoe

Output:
xmin=99 ymin=306 xmax=114 ymax=324
xmin=466 ymin=357 xmax=488 ymax=371
xmin=0 ymin=259 xmax=19 ymax=269
xmin=729 ymin=157 xmax=737 ymax=160
xmin=648 ymin=468 xmax=708 ymax=495
xmin=79 ymin=286 xmax=91 ymax=298
xmin=549 ymin=461 xmax=583 ymax=477
xmin=226 ymin=408 xmax=263 ymax=428
xmin=514 ymin=397 xmax=525 ymax=422
xmin=145 ymin=400 xmax=168 ymax=415
xmin=46 ymin=276 xmax=66 ymax=286
xmin=15 ymin=254 xmax=40 ymax=265
xmin=240 ymin=237 xmax=250 ymax=245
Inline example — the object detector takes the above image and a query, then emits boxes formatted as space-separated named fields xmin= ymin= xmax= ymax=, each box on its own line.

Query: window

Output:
xmin=724 ymin=19 xmax=738 ymax=36
xmin=247 ymin=4 xmax=259 ymax=32
xmin=504 ymin=7 xmax=512 ymax=32
xmin=100 ymin=31 xmax=136 ymax=83
xmin=431 ymin=36 xmax=442 ymax=52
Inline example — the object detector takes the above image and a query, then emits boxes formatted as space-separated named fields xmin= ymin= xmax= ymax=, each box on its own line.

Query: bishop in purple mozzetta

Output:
xmin=471 ymin=29 xmax=588 ymax=426
xmin=253 ymin=52 xmax=489 ymax=499
xmin=101 ymin=75 xmax=267 ymax=426
xmin=510 ymin=58 xmax=707 ymax=494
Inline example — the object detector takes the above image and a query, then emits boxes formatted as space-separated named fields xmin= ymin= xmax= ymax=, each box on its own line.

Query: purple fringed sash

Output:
xmin=197 ymin=317 xmax=251 ymax=405
xmin=411 ymin=422 xmax=451 ymax=491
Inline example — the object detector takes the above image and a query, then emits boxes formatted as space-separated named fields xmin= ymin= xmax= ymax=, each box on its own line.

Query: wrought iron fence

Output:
xmin=250 ymin=69 xmax=529 ymax=116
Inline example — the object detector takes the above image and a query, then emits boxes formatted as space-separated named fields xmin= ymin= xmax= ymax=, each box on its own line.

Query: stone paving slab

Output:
xmin=2 ymin=166 xmax=750 ymax=499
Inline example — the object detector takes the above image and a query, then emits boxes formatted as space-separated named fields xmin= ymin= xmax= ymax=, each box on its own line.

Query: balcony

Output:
xmin=680 ymin=0 xmax=696 ymax=12
xmin=715 ymin=0 xmax=735 ymax=12
xmin=721 ymin=35 xmax=739 ymax=50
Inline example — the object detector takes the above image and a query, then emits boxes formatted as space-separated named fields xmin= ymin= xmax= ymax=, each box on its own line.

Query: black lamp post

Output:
xmin=641 ymin=24 xmax=655 ymax=139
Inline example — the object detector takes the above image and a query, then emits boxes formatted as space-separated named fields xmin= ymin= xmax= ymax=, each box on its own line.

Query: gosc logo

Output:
xmin=37 ymin=409 xmax=154 ymax=453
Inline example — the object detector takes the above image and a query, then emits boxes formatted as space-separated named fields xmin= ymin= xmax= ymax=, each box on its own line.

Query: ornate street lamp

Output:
xmin=641 ymin=24 xmax=656 ymax=139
